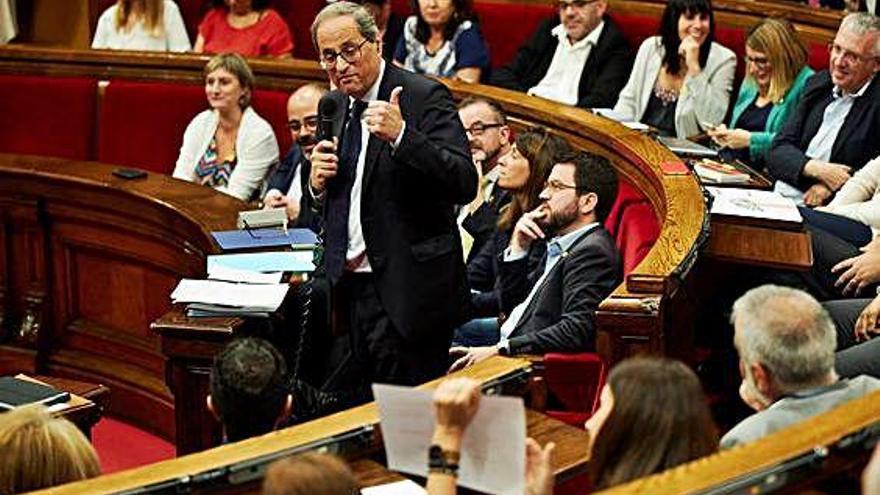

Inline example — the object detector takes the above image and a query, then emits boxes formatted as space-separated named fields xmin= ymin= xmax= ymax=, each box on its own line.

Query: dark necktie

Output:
xmin=325 ymin=100 xmax=367 ymax=284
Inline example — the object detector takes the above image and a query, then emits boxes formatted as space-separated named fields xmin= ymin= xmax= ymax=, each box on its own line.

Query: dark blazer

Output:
xmin=490 ymin=16 xmax=633 ymax=109
xmin=499 ymin=225 xmax=621 ymax=355
xmin=462 ymin=189 xmax=510 ymax=264
xmin=467 ymin=226 xmax=545 ymax=317
xmin=266 ymin=144 xmax=309 ymax=195
xmin=306 ymin=63 xmax=477 ymax=344
xmin=767 ymin=71 xmax=880 ymax=189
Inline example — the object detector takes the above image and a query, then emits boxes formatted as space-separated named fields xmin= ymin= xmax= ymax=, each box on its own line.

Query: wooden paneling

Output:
xmin=0 ymin=153 xmax=248 ymax=439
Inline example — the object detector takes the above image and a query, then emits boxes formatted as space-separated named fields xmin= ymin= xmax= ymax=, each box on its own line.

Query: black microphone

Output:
xmin=317 ymin=90 xmax=347 ymax=142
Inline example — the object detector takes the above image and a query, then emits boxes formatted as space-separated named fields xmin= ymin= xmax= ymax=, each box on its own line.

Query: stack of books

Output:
xmin=694 ymin=159 xmax=751 ymax=184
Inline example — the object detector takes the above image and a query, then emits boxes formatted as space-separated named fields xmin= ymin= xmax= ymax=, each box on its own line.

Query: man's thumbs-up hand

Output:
xmin=364 ymin=85 xmax=404 ymax=144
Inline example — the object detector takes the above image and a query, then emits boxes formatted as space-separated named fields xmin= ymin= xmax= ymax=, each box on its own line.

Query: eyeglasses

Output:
xmin=320 ymin=38 xmax=371 ymax=69
xmin=464 ymin=122 xmax=503 ymax=136
xmin=288 ymin=115 xmax=319 ymax=132
xmin=543 ymin=179 xmax=579 ymax=193
xmin=828 ymin=42 xmax=878 ymax=65
xmin=745 ymin=55 xmax=770 ymax=69
xmin=556 ymin=0 xmax=599 ymax=10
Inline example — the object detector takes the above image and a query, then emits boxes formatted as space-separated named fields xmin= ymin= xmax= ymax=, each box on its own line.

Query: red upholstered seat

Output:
xmin=0 ymin=75 xmax=97 ymax=161
xmin=276 ymin=0 xmax=325 ymax=60
xmin=604 ymin=180 xmax=661 ymax=275
xmin=607 ymin=12 xmax=659 ymax=51
xmin=808 ymin=41 xmax=830 ymax=70
xmin=472 ymin=3 xmax=555 ymax=69
xmin=543 ymin=352 xmax=606 ymax=427
xmin=98 ymin=80 xmax=205 ymax=174
xmin=253 ymin=89 xmax=293 ymax=154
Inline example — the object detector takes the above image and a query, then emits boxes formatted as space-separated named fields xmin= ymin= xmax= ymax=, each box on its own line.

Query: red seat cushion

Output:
xmin=472 ymin=3 xmax=555 ymax=69
xmin=0 ymin=75 xmax=96 ymax=161
xmin=544 ymin=352 xmax=606 ymax=427
xmin=608 ymin=12 xmax=659 ymax=51
xmin=98 ymin=80 xmax=205 ymax=174
xmin=808 ymin=41 xmax=830 ymax=71
xmin=604 ymin=181 xmax=661 ymax=275
xmin=253 ymin=89 xmax=293 ymax=154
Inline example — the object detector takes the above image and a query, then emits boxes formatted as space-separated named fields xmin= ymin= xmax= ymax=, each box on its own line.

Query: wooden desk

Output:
xmin=706 ymin=219 xmax=813 ymax=271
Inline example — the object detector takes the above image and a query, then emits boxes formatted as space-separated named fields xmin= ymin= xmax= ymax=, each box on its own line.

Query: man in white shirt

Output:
xmin=490 ymin=0 xmax=632 ymax=109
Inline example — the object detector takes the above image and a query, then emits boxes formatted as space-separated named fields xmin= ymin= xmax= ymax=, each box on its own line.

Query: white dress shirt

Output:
xmin=528 ymin=22 xmax=604 ymax=106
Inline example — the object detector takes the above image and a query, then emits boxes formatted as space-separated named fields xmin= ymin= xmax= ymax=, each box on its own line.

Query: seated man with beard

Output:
xmin=263 ymin=83 xmax=328 ymax=223
xmin=449 ymin=150 xmax=622 ymax=369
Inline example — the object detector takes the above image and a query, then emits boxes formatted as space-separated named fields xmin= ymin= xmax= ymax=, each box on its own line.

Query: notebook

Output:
xmin=0 ymin=376 xmax=71 ymax=411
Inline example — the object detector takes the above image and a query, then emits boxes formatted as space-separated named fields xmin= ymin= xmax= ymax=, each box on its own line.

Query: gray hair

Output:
xmin=731 ymin=285 xmax=837 ymax=394
xmin=311 ymin=2 xmax=379 ymax=52
xmin=840 ymin=12 xmax=880 ymax=57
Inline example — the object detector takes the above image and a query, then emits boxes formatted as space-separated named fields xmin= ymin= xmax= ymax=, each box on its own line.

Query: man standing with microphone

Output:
xmin=308 ymin=2 xmax=476 ymax=389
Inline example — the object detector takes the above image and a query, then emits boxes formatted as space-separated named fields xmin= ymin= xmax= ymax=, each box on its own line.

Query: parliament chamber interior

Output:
xmin=1 ymin=0 xmax=880 ymax=493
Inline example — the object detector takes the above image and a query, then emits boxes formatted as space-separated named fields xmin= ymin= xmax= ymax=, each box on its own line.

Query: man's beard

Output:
xmin=545 ymin=203 xmax=579 ymax=236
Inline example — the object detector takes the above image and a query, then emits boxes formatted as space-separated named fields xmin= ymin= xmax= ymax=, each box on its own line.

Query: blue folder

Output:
xmin=211 ymin=228 xmax=318 ymax=251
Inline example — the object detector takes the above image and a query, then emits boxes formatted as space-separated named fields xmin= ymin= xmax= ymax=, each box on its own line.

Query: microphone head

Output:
xmin=316 ymin=90 xmax=347 ymax=142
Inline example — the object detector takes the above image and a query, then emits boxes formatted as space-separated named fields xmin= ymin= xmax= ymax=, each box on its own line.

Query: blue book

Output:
xmin=211 ymin=228 xmax=318 ymax=251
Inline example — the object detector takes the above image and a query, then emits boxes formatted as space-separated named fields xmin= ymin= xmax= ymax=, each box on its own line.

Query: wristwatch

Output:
xmin=428 ymin=444 xmax=460 ymax=475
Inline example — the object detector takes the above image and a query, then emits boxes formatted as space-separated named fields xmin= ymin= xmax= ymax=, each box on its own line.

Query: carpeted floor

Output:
xmin=91 ymin=417 xmax=175 ymax=474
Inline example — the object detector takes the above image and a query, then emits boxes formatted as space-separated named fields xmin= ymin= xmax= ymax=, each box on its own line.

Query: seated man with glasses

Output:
xmin=767 ymin=12 xmax=880 ymax=208
xmin=457 ymin=97 xmax=512 ymax=262
xmin=449 ymin=150 xmax=622 ymax=369
xmin=490 ymin=0 xmax=632 ymax=109
xmin=263 ymin=83 xmax=328 ymax=223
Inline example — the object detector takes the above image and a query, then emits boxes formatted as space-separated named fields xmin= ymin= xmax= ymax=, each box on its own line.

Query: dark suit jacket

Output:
xmin=306 ymin=63 xmax=477 ymax=344
xmin=767 ymin=71 xmax=880 ymax=189
xmin=490 ymin=16 xmax=632 ymax=109
xmin=267 ymin=144 xmax=310 ymax=196
xmin=467 ymin=226 xmax=545 ymax=317
xmin=499 ymin=225 xmax=621 ymax=355
xmin=462 ymin=189 xmax=510 ymax=264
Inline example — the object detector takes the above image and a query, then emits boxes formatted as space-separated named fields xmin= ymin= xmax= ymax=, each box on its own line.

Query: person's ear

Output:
xmin=499 ymin=125 xmax=511 ymax=144
xmin=579 ymin=192 xmax=597 ymax=215
xmin=751 ymin=362 xmax=773 ymax=397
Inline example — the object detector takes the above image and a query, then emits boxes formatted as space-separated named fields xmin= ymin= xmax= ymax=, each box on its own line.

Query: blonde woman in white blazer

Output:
xmin=613 ymin=0 xmax=736 ymax=139
xmin=173 ymin=53 xmax=279 ymax=201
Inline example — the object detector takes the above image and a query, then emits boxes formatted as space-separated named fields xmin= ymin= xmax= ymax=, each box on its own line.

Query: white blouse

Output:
xmin=92 ymin=0 xmax=190 ymax=52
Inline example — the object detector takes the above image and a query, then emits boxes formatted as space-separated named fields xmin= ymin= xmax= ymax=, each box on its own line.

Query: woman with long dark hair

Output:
xmin=455 ymin=128 xmax=571 ymax=346
xmin=393 ymin=0 xmax=489 ymax=82
xmin=613 ymin=0 xmax=735 ymax=138
xmin=426 ymin=357 xmax=718 ymax=495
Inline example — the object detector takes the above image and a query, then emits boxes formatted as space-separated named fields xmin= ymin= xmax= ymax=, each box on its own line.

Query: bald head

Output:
xmin=287 ymin=83 xmax=328 ymax=157
xmin=732 ymin=285 xmax=837 ymax=394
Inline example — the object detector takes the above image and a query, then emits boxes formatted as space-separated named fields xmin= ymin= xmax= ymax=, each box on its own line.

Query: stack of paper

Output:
xmin=707 ymin=187 xmax=802 ymax=228
xmin=694 ymin=159 xmax=750 ymax=184
xmin=171 ymin=279 xmax=290 ymax=317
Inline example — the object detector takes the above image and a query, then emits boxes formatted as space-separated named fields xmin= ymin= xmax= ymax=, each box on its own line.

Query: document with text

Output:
xmin=372 ymin=383 xmax=526 ymax=495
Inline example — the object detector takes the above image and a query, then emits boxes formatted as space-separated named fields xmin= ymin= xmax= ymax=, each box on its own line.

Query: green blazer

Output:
xmin=729 ymin=66 xmax=814 ymax=164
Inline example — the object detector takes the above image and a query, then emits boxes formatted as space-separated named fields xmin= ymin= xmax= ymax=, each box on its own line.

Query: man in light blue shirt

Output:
xmin=449 ymin=151 xmax=622 ymax=370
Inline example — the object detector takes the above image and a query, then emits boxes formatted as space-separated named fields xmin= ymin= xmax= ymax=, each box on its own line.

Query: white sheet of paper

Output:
xmin=361 ymin=479 xmax=426 ymax=495
xmin=170 ymin=279 xmax=289 ymax=311
xmin=707 ymin=187 xmax=803 ymax=223
xmin=207 ymin=251 xmax=314 ymax=273
xmin=207 ymin=264 xmax=283 ymax=284
xmin=372 ymin=384 xmax=526 ymax=495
